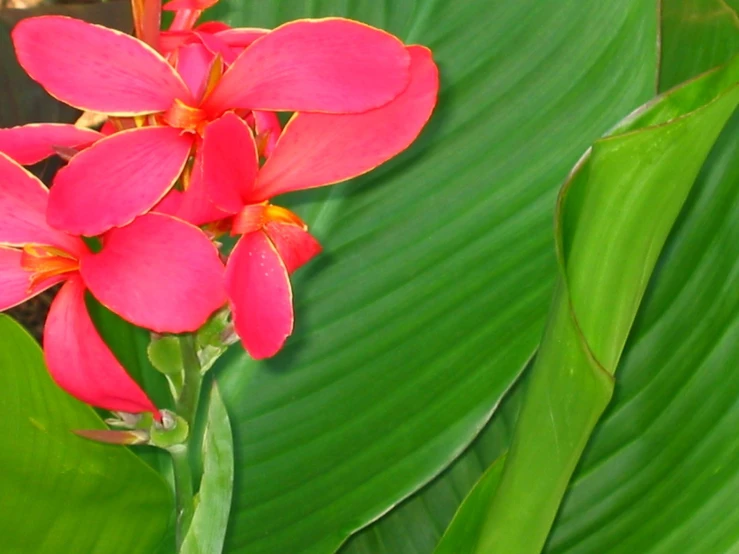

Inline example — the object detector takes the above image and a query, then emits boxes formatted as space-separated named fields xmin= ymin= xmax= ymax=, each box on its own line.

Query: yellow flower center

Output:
xmin=20 ymin=244 xmax=79 ymax=291
xmin=232 ymin=203 xmax=306 ymax=235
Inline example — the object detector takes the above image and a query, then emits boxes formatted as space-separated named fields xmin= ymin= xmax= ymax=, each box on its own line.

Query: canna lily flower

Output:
xmin=0 ymin=153 xmax=226 ymax=415
xmin=201 ymin=46 xmax=439 ymax=358
xmin=12 ymin=16 xmax=412 ymax=236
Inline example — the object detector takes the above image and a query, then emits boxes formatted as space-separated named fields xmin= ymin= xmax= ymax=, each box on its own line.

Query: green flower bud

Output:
xmin=149 ymin=410 xmax=189 ymax=449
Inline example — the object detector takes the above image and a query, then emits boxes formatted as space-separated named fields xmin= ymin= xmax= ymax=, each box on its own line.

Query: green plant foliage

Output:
xmin=78 ymin=1 xmax=736 ymax=553
xmin=148 ymin=335 xmax=185 ymax=376
xmin=340 ymin=5 xmax=739 ymax=550
xmin=660 ymin=0 xmax=739 ymax=90
xmin=0 ymin=315 xmax=171 ymax=553
xmin=542 ymin=111 xmax=739 ymax=554
xmin=345 ymin=383 xmax=522 ymax=554
xmin=433 ymin=454 xmax=507 ymax=554
xmin=181 ymin=383 xmax=234 ymax=554
xmin=437 ymin=57 xmax=739 ymax=554
xmin=90 ymin=301 xmax=173 ymax=476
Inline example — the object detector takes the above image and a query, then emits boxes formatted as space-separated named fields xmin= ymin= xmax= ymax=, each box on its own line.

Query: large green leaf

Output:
xmin=347 ymin=110 xmax=739 ymax=554
xmin=194 ymin=1 xmax=658 ymax=552
xmin=345 ymin=381 xmax=523 ymax=554
xmin=542 ymin=108 xmax=739 ymax=554
xmin=181 ymin=382 xmax=234 ymax=554
xmin=342 ymin=6 xmax=739 ymax=551
xmin=0 ymin=315 xmax=171 ymax=553
xmin=660 ymin=0 xmax=739 ymax=90
xmin=436 ymin=56 xmax=739 ymax=554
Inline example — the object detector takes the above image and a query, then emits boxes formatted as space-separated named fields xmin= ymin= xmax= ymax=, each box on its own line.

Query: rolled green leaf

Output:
xmin=442 ymin=56 xmax=739 ymax=554
xmin=434 ymin=454 xmax=507 ymax=554
xmin=0 ymin=315 xmax=171 ymax=553
xmin=181 ymin=382 xmax=234 ymax=554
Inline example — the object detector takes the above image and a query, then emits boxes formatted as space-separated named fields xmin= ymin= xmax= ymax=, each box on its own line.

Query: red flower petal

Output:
xmin=80 ymin=213 xmax=226 ymax=333
xmin=12 ymin=16 xmax=192 ymax=115
xmin=160 ymin=30 xmax=192 ymax=53
xmin=264 ymin=222 xmax=322 ymax=274
xmin=48 ymin=126 xmax=194 ymax=236
xmin=175 ymin=43 xmax=214 ymax=101
xmin=226 ymin=231 xmax=293 ymax=359
xmin=196 ymin=22 xmax=231 ymax=33
xmin=154 ymin=146 xmax=231 ymax=225
xmin=163 ymin=0 xmax=218 ymax=10
xmin=255 ymin=46 xmax=438 ymax=199
xmin=0 ymin=124 xmax=102 ymax=165
xmin=215 ymin=28 xmax=267 ymax=63
xmin=44 ymin=277 xmax=159 ymax=415
xmin=252 ymin=110 xmax=281 ymax=158
xmin=202 ymin=18 xmax=411 ymax=115
xmin=0 ymin=247 xmax=64 ymax=311
xmin=201 ymin=113 xmax=258 ymax=213
xmin=0 ymin=153 xmax=84 ymax=254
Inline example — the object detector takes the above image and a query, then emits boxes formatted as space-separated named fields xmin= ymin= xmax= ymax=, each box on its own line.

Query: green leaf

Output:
xmin=659 ymin=0 xmax=739 ymax=90
xmin=345 ymin=104 xmax=739 ymax=554
xmin=148 ymin=335 xmax=185 ymax=376
xmin=433 ymin=453 xmax=507 ymax=554
xmin=447 ymin=59 xmax=739 ymax=554
xmin=0 ymin=315 xmax=171 ymax=553
xmin=542 ymin=109 xmax=739 ymax=554
xmin=344 ymin=382 xmax=523 ymax=554
xmin=181 ymin=382 xmax=234 ymax=554
xmin=191 ymin=2 xmax=660 ymax=552
xmin=340 ymin=4 xmax=739 ymax=552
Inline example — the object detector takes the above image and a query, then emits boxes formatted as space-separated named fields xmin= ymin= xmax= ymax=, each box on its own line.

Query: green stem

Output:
xmin=177 ymin=334 xmax=203 ymax=428
xmin=170 ymin=444 xmax=194 ymax=550
xmin=171 ymin=334 xmax=203 ymax=551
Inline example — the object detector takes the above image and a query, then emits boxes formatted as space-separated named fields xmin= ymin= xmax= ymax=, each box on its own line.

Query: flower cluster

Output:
xmin=0 ymin=0 xmax=438 ymax=417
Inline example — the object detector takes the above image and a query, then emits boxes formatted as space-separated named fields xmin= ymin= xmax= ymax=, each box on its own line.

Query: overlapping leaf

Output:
xmin=543 ymin=107 xmax=739 ymax=554
xmin=436 ymin=56 xmax=739 ymax=554
xmin=342 ymin=4 xmax=739 ymax=553
xmin=0 ymin=315 xmax=171 ymax=553
xmin=181 ymin=383 xmax=234 ymax=554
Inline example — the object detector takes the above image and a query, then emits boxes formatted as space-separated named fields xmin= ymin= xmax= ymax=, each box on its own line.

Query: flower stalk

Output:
xmin=170 ymin=334 xmax=203 ymax=550
xmin=170 ymin=443 xmax=194 ymax=550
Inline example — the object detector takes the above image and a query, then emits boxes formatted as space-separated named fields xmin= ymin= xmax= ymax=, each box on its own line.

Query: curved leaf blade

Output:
xmin=0 ymin=315 xmax=171 ymax=553
xmin=339 ymin=5 xmax=739 ymax=552
xmin=446 ymin=59 xmax=739 ymax=554
xmin=433 ymin=453 xmax=507 ymax=554
xmin=544 ymin=110 xmax=739 ymax=554
xmin=181 ymin=382 xmax=234 ymax=554
xmin=659 ymin=0 xmax=739 ymax=90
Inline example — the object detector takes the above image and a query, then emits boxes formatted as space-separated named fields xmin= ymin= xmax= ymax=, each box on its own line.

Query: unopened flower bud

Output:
xmin=149 ymin=410 xmax=189 ymax=449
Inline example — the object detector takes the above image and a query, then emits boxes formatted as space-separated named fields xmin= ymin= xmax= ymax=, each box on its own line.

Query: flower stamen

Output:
xmin=20 ymin=244 xmax=79 ymax=291
xmin=231 ymin=203 xmax=307 ymax=235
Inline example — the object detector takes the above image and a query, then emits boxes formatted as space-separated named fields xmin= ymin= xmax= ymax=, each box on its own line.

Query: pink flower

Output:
xmin=0 ymin=153 xmax=226 ymax=415
xmin=12 ymin=16 xmax=412 ymax=236
xmin=199 ymin=46 xmax=439 ymax=358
